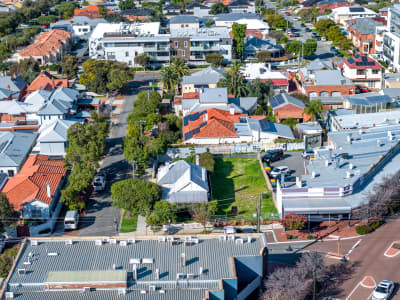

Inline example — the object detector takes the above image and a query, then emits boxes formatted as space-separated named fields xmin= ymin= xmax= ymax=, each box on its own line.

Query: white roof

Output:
xmin=38 ymin=119 xmax=77 ymax=142
xmin=90 ymin=22 xmax=160 ymax=39
xmin=0 ymin=100 xmax=28 ymax=115
xmin=236 ymin=18 xmax=269 ymax=31
xmin=241 ymin=63 xmax=287 ymax=81
xmin=333 ymin=110 xmax=400 ymax=129
xmin=332 ymin=6 xmax=376 ymax=16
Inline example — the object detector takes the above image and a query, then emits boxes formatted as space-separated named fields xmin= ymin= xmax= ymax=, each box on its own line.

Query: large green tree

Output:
xmin=304 ymin=100 xmax=323 ymax=121
xmin=119 ymin=0 xmax=135 ymax=11
xmin=61 ymin=55 xmax=79 ymax=79
xmin=160 ymin=65 xmax=179 ymax=93
xmin=256 ymin=50 xmax=271 ymax=62
xmin=0 ymin=194 xmax=19 ymax=232
xmin=134 ymin=53 xmax=149 ymax=70
xmin=217 ymin=62 xmax=248 ymax=97
xmin=205 ymin=53 xmax=224 ymax=66
xmin=191 ymin=202 xmax=217 ymax=231
xmin=146 ymin=201 xmax=177 ymax=229
xmin=111 ymin=179 xmax=161 ymax=216
xmin=209 ymin=2 xmax=228 ymax=14
xmin=232 ymin=23 xmax=246 ymax=60
xmin=55 ymin=1 xmax=76 ymax=19
xmin=8 ymin=58 xmax=40 ymax=83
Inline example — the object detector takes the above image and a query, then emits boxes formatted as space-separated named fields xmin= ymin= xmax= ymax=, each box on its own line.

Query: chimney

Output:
xmin=268 ymin=63 xmax=271 ymax=71
xmin=195 ymin=154 xmax=200 ymax=166
xmin=155 ymin=268 xmax=159 ymax=280
xmin=180 ymin=253 xmax=186 ymax=268
xmin=46 ymin=184 xmax=51 ymax=198
xmin=202 ymin=168 xmax=206 ymax=181
xmin=203 ymin=113 xmax=208 ymax=121
xmin=132 ymin=265 xmax=137 ymax=280
xmin=325 ymin=160 xmax=329 ymax=167
xmin=7 ymin=85 xmax=10 ymax=91
xmin=199 ymin=267 xmax=203 ymax=275
xmin=296 ymin=176 xmax=301 ymax=188
xmin=229 ymin=106 xmax=235 ymax=115
xmin=346 ymin=171 xmax=351 ymax=179
xmin=312 ymin=171 xmax=316 ymax=179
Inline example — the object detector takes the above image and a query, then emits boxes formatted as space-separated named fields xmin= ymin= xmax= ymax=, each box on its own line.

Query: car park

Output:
xmin=302 ymin=149 xmax=315 ymax=160
xmin=270 ymin=166 xmax=290 ymax=178
xmin=372 ymin=280 xmax=394 ymax=300
xmin=262 ymin=149 xmax=284 ymax=164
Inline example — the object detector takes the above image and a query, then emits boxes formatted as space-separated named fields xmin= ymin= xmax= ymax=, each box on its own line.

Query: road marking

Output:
xmin=384 ymin=241 xmax=400 ymax=257
xmin=346 ymin=281 xmax=361 ymax=300
xmin=346 ymin=276 xmax=376 ymax=300
xmin=346 ymin=239 xmax=362 ymax=256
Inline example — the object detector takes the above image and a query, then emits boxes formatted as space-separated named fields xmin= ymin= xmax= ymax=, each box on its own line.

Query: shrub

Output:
xmin=281 ymin=213 xmax=307 ymax=230
xmin=368 ymin=218 xmax=383 ymax=230
xmin=307 ymin=234 xmax=316 ymax=240
xmin=356 ymin=225 xmax=372 ymax=235
xmin=286 ymin=234 xmax=298 ymax=240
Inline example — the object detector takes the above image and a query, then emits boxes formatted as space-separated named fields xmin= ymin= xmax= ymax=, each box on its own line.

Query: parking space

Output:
xmin=269 ymin=151 xmax=305 ymax=178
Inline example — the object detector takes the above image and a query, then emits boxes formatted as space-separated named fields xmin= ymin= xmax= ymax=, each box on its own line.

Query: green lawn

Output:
xmin=211 ymin=158 xmax=277 ymax=221
xmin=120 ymin=211 xmax=138 ymax=233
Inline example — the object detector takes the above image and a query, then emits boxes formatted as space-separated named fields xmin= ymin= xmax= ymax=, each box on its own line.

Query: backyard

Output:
xmin=211 ymin=157 xmax=277 ymax=221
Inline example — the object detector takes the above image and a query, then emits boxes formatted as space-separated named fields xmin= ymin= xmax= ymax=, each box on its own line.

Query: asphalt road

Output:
xmin=305 ymin=217 xmax=400 ymax=299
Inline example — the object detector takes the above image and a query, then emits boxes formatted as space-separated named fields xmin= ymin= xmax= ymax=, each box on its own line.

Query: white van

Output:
xmin=64 ymin=210 xmax=79 ymax=230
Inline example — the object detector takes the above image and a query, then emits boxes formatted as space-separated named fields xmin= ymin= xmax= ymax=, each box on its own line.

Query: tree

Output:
xmin=37 ymin=15 xmax=56 ymax=26
xmin=170 ymin=58 xmax=189 ymax=81
xmin=160 ymin=65 xmax=179 ymax=93
xmin=134 ymin=53 xmax=149 ymax=70
xmin=61 ymin=55 xmax=79 ymax=79
xmin=256 ymin=50 xmax=271 ymax=62
xmin=8 ymin=58 xmax=40 ymax=83
xmin=281 ymin=213 xmax=307 ymax=230
xmin=304 ymin=39 xmax=317 ymax=56
xmin=217 ymin=63 xmax=248 ymax=97
xmin=119 ymin=0 xmax=135 ymax=11
xmin=282 ymin=118 xmax=298 ymax=129
xmin=111 ymin=178 xmax=161 ymax=216
xmin=205 ymin=53 xmax=224 ymax=66
xmin=291 ymin=92 xmax=309 ymax=104
xmin=0 ymin=194 xmax=18 ymax=232
xmin=285 ymin=40 xmax=302 ymax=54
xmin=209 ymin=2 xmax=228 ymax=15
xmin=191 ymin=201 xmax=216 ymax=231
xmin=55 ymin=1 xmax=76 ymax=19
xmin=184 ymin=152 xmax=215 ymax=172
xmin=247 ymin=78 xmax=274 ymax=106
xmin=232 ymin=23 xmax=246 ymax=60
xmin=79 ymin=60 xmax=135 ymax=93
xmin=304 ymin=100 xmax=323 ymax=121
xmin=0 ymin=248 xmax=18 ymax=278
xmin=205 ymin=18 xmax=215 ymax=28
xmin=146 ymin=201 xmax=177 ymax=229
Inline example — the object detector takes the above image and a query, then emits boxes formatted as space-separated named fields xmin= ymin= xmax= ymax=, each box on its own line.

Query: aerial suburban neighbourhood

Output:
xmin=0 ymin=0 xmax=399 ymax=298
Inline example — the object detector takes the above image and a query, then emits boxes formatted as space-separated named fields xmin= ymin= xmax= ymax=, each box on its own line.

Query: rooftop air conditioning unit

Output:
xmin=95 ymin=240 xmax=102 ymax=246
xmin=120 ymin=240 xmax=127 ymax=247
xmin=5 ymin=292 xmax=13 ymax=299
xmin=31 ymin=240 xmax=38 ymax=246
xmin=65 ymin=240 xmax=73 ymax=245
xmin=118 ymin=288 xmax=126 ymax=295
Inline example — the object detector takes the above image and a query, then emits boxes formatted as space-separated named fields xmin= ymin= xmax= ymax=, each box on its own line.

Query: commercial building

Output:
xmin=382 ymin=5 xmax=400 ymax=72
xmin=4 ymin=235 xmax=268 ymax=300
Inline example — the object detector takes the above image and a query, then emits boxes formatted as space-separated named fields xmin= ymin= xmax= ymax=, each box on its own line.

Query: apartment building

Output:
xmin=382 ymin=5 xmax=400 ymax=72
xmin=170 ymin=27 xmax=232 ymax=64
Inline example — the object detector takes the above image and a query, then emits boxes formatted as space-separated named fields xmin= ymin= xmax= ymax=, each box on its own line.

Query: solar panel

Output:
xmin=349 ymin=7 xmax=364 ymax=12
xmin=269 ymin=94 xmax=285 ymax=109
xmin=361 ymin=56 xmax=368 ymax=62
xmin=348 ymin=58 xmax=354 ymax=64
xmin=183 ymin=116 xmax=189 ymax=126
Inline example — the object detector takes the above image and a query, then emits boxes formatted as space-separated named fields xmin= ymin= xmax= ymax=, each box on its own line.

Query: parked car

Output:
xmin=300 ymin=23 xmax=305 ymax=27
xmin=321 ymin=36 xmax=327 ymax=41
xmin=64 ymin=210 xmax=79 ymax=231
xmin=270 ymin=166 xmax=290 ymax=178
xmin=262 ymin=149 xmax=284 ymax=164
xmin=306 ymin=28 xmax=311 ymax=32
xmin=372 ymin=280 xmax=394 ymax=300
xmin=224 ymin=226 xmax=237 ymax=234
xmin=292 ymin=17 xmax=299 ymax=21
xmin=330 ymin=46 xmax=336 ymax=51
xmin=93 ymin=174 xmax=106 ymax=192
xmin=302 ymin=149 xmax=315 ymax=160
xmin=360 ymin=86 xmax=369 ymax=93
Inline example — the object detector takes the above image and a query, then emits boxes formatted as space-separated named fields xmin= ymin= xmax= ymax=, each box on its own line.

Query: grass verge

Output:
xmin=120 ymin=210 xmax=138 ymax=233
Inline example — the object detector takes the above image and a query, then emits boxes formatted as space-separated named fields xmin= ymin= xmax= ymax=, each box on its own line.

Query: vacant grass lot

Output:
xmin=211 ymin=158 xmax=277 ymax=221
xmin=120 ymin=211 xmax=137 ymax=233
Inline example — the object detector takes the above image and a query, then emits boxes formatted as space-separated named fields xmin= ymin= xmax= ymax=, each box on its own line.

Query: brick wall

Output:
xmin=305 ymin=84 xmax=355 ymax=97
xmin=273 ymin=104 xmax=310 ymax=122
xmin=170 ymin=37 xmax=190 ymax=61
xmin=0 ymin=113 xmax=26 ymax=122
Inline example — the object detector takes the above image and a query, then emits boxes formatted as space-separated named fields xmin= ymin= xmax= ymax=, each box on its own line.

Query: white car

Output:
xmin=93 ymin=175 xmax=106 ymax=192
xmin=372 ymin=280 xmax=394 ymax=300
xmin=224 ymin=226 xmax=236 ymax=234
xmin=270 ymin=166 xmax=290 ymax=178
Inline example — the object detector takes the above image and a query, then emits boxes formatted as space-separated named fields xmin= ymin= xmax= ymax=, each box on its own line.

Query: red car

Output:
xmin=285 ymin=12 xmax=291 ymax=16
xmin=360 ymin=86 xmax=369 ymax=93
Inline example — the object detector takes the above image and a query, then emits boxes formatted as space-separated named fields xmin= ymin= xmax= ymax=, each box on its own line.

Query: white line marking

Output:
xmin=346 ymin=281 xmax=361 ymax=300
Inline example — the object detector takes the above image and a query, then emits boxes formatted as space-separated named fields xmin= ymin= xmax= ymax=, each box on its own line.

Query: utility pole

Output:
xmin=256 ymin=193 xmax=262 ymax=233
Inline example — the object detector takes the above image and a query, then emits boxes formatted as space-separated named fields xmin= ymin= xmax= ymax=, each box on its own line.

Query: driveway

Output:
xmin=269 ymin=151 xmax=305 ymax=178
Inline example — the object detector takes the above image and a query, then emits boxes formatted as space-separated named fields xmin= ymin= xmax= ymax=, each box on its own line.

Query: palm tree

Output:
xmin=160 ymin=66 xmax=178 ymax=94
xmin=171 ymin=58 xmax=189 ymax=81
xmin=304 ymin=100 xmax=323 ymax=121
xmin=282 ymin=118 xmax=298 ymax=129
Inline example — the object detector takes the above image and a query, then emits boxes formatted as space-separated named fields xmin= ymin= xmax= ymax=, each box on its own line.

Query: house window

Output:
xmin=356 ymin=70 xmax=365 ymax=75
xmin=125 ymin=51 xmax=129 ymax=57
xmin=181 ymin=50 xmax=185 ymax=56
xmin=181 ymin=24 xmax=184 ymax=28
xmin=7 ymin=170 xmax=14 ymax=177
xmin=31 ymin=208 xmax=42 ymax=219
xmin=184 ymin=41 xmax=188 ymax=47
xmin=372 ymin=69 xmax=379 ymax=74
xmin=175 ymin=41 xmax=178 ymax=47
xmin=369 ymin=81 xmax=376 ymax=88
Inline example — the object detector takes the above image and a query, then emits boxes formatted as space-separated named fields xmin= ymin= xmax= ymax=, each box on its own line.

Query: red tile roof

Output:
xmin=174 ymin=97 xmax=182 ymax=104
xmin=343 ymin=55 xmax=382 ymax=70
xmin=27 ymin=71 xmax=70 ymax=93
xmin=271 ymin=79 xmax=289 ymax=86
xmin=2 ymin=155 xmax=66 ymax=210
xmin=19 ymin=29 xmax=70 ymax=58
xmin=74 ymin=5 xmax=103 ymax=18
xmin=183 ymin=92 xmax=199 ymax=99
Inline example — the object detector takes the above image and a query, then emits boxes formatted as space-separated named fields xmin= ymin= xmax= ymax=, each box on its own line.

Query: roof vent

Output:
xmin=187 ymin=273 xmax=195 ymax=279
xmin=130 ymin=238 xmax=136 ymax=244
xmin=219 ymin=234 xmax=227 ymax=241
xmin=31 ymin=240 xmax=38 ymax=246
xmin=140 ymin=290 xmax=147 ymax=295
xmin=95 ymin=240 xmax=102 ymax=246
xmin=247 ymin=236 xmax=252 ymax=243
xmin=155 ymin=268 xmax=159 ymax=280
xmin=176 ymin=273 xmax=185 ymax=279
xmin=17 ymin=269 xmax=26 ymax=275
xmin=349 ymin=163 xmax=354 ymax=170
xmin=81 ymin=287 xmax=90 ymax=293
xmin=47 ymin=252 xmax=58 ymax=256
xmin=325 ymin=160 xmax=329 ymax=167
xmin=120 ymin=240 xmax=127 ymax=247
xmin=132 ymin=265 xmax=137 ymax=280
xmin=235 ymin=238 xmax=244 ymax=244
xmin=158 ymin=236 xmax=166 ymax=243
xmin=118 ymin=288 xmax=126 ymax=295
xmin=149 ymin=285 xmax=156 ymax=292
xmin=312 ymin=171 xmax=316 ymax=179
xmin=143 ymin=258 xmax=154 ymax=264
xmin=180 ymin=253 xmax=186 ymax=267
xmin=377 ymin=139 xmax=381 ymax=147
xmin=347 ymin=135 xmax=352 ymax=144
xmin=5 ymin=292 xmax=14 ymax=299
xmin=130 ymin=258 xmax=141 ymax=264
xmin=199 ymin=267 xmax=203 ymax=275
xmin=112 ymin=264 xmax=116 ymax=270
xmin=228 ymin=234 xmax=235 ymax=241
xmin=346 ymin=171 xmax=351 ymax=179
xmin=109 ymin=239 xmax=117 ymax=245
xmin=65 ymin=240 xmax=73 ymax=245
xmin=159 ymin=290 xmax=166 ymax=294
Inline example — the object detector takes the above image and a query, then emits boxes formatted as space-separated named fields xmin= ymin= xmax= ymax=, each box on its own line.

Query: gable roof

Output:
xmin=0 ymin=76 xmax=27 ymax=93
xmin=182 ymin=66 xmax=224 ymax=85
xmin=347 ymin=17 xmax=386 ymax=35
xmin=50 ymin=87 xmax=79 ymax=103
xmin=314 ymin=70 xmax=353 ymax=86
xmin=2 ymin=154 xmax=66 ymax=209
xmin=38 ymin=119 xmax=76 ymax=143
xmin=0 ymin=88 xmax=14 ymax=99
xmin=199 ymin=88 xmax=228 ymax=103
xmin=170 ymin=15 xmax=199 ymax=24
xmin=37 ymin=99 xmax=71 ymax=115
xmin=215 ymin=13 xmax=259 ymax=21
xmin=269 ymin=93 xmax=306 ymax=110
xmin=343 ymin=55 xmax=382 ymax=70
xmin=28 ymin=72 xmax=70 ymax=93
xmin=306 ymin=58 xmax=333 ymax=71
xmin=0 ymin=132 xmax=36 ymax=168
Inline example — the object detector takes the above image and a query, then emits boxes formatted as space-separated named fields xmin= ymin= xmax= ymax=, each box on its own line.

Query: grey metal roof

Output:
xmin=306 ymin=58 xmax=333 ymax=71
xmin=347 ymin=18 xmax=385 ymax=35
xmin=269 ymin=93 xmax=306 ymax=110
xmin=296 ymin=122 xmax=322 ymax=132
xmin=6 ymin=236 xmax=266 ymax=299
xmin=344 ymin=93 xmax=391 ymax=106
xmin=51 ymin=16 xmax=107 ymax=28
xmin=50 ymin=87 xmax=79 ymax=103
xmin=0 ymin=88 xmax=14 ymax=99
xmin=121 ymin=8 xmax=152 ymax=16
xmin=382 ymin=88 xmax=400 ymax=99
xmin=170 ymin=15 xmax=199 ymax=24
xmin=283 ymin=197 xmax=352 ymax=214
xmin=47 ymin=270 xmax=127 ymax=283
xmin=247 ymin=118 xmax=294 ymax=139
xmin=314 ymin=70 xmax=353 ymax=86
xmin=181 ymin=66 xmax=224 ymax=85
xmin=245 ymin=36 xmax=283 ymax=53
xmin=37 ymin=99 xmax=70 ymax=115
xmin=0 ymin=76 xmax=27 ymax=93
xmin=38 ymin=119 xmax=76 ymax=143
xmin=0 ymin=132 xmax=36 ymax=167
xmin=230 ymin=97 xmax=257 ymax=112
xmin=215 ymin=12 xmax=259 ymax=21
xmin=199 ymin=88 xmax=227 ymax=104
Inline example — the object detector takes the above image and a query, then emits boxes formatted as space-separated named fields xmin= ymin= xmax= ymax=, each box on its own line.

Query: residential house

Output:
xmin=120 ymin=8 xmax=152 ymax=21
xmin=180 ymin=66 xmax=224 ymax=94
xmin=27 ymin=71 xmax=71 ymax=94
xmin=317 ymin=0 xmax=351 ymax=12
xmin=0 ymin=131 xmax=36 ymax=177
xmin=382 ymin=73 xmax=400 ymax=88
xmin=346 ymin=17 xmax=386 ymax=55
xmin=157 ymin=160 xmax=209 ymax=203
xmin=0 ymin=88 xmax=13 ymax=100
xmin=169 ymin=15 xmax=200 ymax=30
xmin=342 ymin=92 xmax=391 ymax=113
xmin=382 ymin=4 xmax=400 ymax=72
xmin=241 ymin=63 xmax=289 ymax=93
xmin=243 ymin=36 xmax=284 ymax=60
xmin=2 ymin=154 xmax=66 ymax=220
xmin=269 ymin=93 xmax=311 ymax=123
xmin=6 ymin=235 xmax=268 ymax=300
xmin=227 ymin=0 xmax=255 ymax=13
xmin=74 ymin=5 xmax=103 ymax=18
xmin=16 ymin=29 xmax=72 ymax=66
xmin=297 ymin=69 xmax=355 ymax=98
xmin=331 ymin=6 xmax=377 ymax=27
xmin=177 ymin=87 xmax=257 ymax=116
xmin=340 ymin=55 xmax=383 ymax=90
xmin=35 ymin=119 xmax=77 ymax=157
xmin=50 ymin=16 xmax=108 ymax=38
xmin=0 ymin=75 xmax=27 ymax=100
xmin=182 ymin=108 xmax=294 ymax=144
xmin=296 ymin=121 xmax=323 ymax=139
xmin=215 ymin=13 xmax=269 ymax=35
xmin=186 ymin=3 xmax=210 ymax=17
xmin=162 ymin=4 xmax=181 ymax=18
xmin=170 ymin=27 xmax=232 ymax=64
